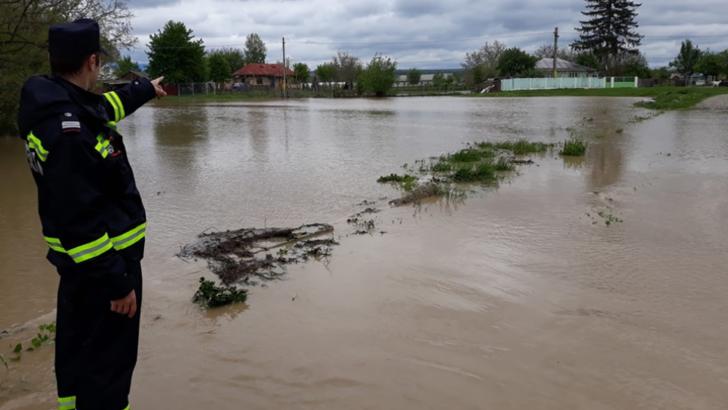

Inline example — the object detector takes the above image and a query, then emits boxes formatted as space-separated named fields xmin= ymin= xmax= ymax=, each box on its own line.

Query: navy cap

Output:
xmin=49 ymin=18 xmax=107 ymax=60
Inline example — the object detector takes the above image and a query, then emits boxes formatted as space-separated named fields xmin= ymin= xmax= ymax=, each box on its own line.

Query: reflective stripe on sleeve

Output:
xmin=27 ymin=132 xmax=49 ymax=161
xmin=111 ymin=223 xmax=147 ymax=251
xmin=103 ymin=91 xmax=125 ymax=122
xmin=66 ymin=233 xmax=113 ymax=263
xmin=58 ymin=395 xmax=76 ymax=410
xmin=44 ymin=223 xmax=145 ymax=260
xmin=95 ymin=134 xmax=111 ymax=158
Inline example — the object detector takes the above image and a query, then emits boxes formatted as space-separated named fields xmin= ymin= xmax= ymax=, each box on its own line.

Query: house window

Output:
xmin=256 ymin=77 xmax=263 ymax=85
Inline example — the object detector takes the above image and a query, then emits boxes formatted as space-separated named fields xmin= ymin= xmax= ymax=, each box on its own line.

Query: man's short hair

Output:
xmin=50 ymin=52 xmax=99 ymax=76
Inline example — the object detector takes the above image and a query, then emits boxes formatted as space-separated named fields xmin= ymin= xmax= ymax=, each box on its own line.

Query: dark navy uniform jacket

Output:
xmin=18 ymin=75 xmax=156 ymax=299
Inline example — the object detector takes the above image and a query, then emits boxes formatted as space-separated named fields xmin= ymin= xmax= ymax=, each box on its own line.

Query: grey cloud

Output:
xmin=125 ymin=0 xmax=728 ymax=69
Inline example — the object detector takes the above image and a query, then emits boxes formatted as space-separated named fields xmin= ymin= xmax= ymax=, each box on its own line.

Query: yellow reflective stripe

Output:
xmin=110 ymin=92 xmax=125 ymax=119
xmin=67 ymin=233 xmax=113 ymax=263
xmin=95 ymin=134 xmax=110 ymax=158
xmin=58 ymin=395 xmax=76 ymax=410
xmin=44 ymin=236 xmax=67 ymax=253
xmin=27 ymin=132 xmax=49 ymax=161
xmin=111 ymin=223 xmax=146 ymax=251
xmin=122 ymin=405 xmax=130 ymax=410
xmin=103 ymin=92 xmax=121 ymax=121
xmin=104 ymin=91 xmax=125 ymax=121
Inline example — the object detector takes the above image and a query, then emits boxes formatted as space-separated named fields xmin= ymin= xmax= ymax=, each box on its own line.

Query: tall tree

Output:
xmin=243 ymin=33 xmax=266 ymax=64
xmin=359 ymin=55 xmax=396 ymax=97
xmin=332 ymin=51 xmax=362 ymax=86
xmin=497 ymin=48 xmax=538 ymax=77
xmin=114 ymin=56 xmax=140 ymax=77
xmin=407 ymin=68 xmax=422 ymax=85
xmin=618 ymin=52 xmax=650 ymax=77
xmin=572 ymin=0 xmax=643 ymax=73
xmin=462 ymin=41 xmax=506 ymax=70
xmin=207 ymin=52 xmax=231 ymax=83
xmin=575 ymin=52 xmax=601 ymax=70
xmin=670 ymin=39 xmax=701 ymax=83
xmin=212 ymin=48 xmax=245 ymax=72
xmin=147 ymin=21 xmax=206 ymax=83
xmin=293 ymin=62 xmax=310 ymax=83
xmin=695 ymin=51 xmax=725 ymax=79
xmin=315 ymin=63 xmax=336 ymax=84
xmin=462 ymin=41 xmax=505 ymax=88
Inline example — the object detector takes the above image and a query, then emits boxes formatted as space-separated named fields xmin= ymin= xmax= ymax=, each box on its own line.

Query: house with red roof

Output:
xmin=232 ymin=63 xmax=295 ymax=89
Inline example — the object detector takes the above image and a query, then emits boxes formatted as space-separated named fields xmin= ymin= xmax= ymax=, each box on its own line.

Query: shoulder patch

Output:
xmin=60 ymin=113 xmax=81 ymax=133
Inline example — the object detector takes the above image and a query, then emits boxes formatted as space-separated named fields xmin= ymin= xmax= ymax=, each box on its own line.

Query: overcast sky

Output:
xmin=126 ymin=0 xmax=728 ymax=69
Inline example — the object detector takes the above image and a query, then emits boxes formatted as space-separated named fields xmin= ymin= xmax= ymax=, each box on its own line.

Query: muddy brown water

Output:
xmin=2 ymin=97 xmax=728 ymax=409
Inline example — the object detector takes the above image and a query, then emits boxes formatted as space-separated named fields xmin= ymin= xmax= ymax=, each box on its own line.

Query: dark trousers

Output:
xmin=55 ymin=260 xmax=142 ymax=410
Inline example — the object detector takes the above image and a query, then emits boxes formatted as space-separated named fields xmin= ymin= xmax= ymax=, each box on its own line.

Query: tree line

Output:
xmin=141 ymin=21 xmax=398 ymax=97
xmin=460 ymin=0 xmax=728 ymax=87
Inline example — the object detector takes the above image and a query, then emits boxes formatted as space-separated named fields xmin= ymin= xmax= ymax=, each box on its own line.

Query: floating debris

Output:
xmin=179 ymin=223 xmax=338 ymax=286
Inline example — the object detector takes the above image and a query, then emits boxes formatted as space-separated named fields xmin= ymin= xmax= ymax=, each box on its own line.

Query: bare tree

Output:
xmin=332 ymin=51 xmax=362 ymax=86
xmin=533 ymin=44 xmax=576 ymax=62
xmin=462 ymin=41 xmax=507 ymax=70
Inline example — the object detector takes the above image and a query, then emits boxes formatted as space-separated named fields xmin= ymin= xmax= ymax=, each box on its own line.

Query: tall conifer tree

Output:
xmin=572 ymin=0 xmax=643 ymax=73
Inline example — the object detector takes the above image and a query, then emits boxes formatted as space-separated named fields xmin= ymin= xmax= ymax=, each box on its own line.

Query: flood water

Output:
xmin=2 ymin=96 xmax=728 ymax=409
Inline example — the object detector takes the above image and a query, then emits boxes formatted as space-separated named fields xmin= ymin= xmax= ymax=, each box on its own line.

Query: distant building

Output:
xmin=103 ymin=70 xmax=149 ymax=91
xmin=535 ymin=58 xmax=597 ymax=78
xmin=232 ymin=64 xmax=294 ymax=89
xmin=394 ymin=72 xmax=454 ymax=87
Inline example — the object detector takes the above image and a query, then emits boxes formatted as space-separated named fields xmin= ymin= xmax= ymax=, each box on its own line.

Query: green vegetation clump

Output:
xmin=377 ymin=173 xmax=418 ymax=191
xmin=382 ymin=138 xmax=552 ymax=204
xmin=453 ymin=162 xmax=496 ymax=182
xmin=495 ymin=157 xmax=515 ymax=171
xmin=483 ymin=139 xmax=552 ymax=155
xmin=560 ymin=138 xmax=588 ymax=156
xmin=431 ymin=160 xmax=453 ymax=172
xmin=193 ymin=277 xmax=248 ymax=308
xmin=449 ymin=148 xmax=490 ymax=162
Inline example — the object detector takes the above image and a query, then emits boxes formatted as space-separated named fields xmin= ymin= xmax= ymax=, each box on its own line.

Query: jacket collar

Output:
xmin=52 ymin=75 xmax=109 ymax=123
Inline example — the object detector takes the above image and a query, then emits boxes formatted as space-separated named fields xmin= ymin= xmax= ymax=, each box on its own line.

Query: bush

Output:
xmin=359 ymin=55 xmax=397 ymax=97
xmin=560 ymin=138 xmax=587 ymax=156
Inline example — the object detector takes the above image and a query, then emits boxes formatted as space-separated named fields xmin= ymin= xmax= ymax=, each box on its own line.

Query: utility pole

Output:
xmin=552 ymin=27 xmax=559 ymax=79
xmin=282 ymin=37 xmax=287 ymax=98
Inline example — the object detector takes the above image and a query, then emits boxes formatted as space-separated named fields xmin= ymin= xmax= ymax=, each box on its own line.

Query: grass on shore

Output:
xmin=476 ymin=86 xmax=728 ymax=110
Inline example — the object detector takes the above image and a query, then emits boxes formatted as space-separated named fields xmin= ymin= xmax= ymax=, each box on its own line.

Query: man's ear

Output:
xmin=89 ymin=53 xmax=99 ymax=69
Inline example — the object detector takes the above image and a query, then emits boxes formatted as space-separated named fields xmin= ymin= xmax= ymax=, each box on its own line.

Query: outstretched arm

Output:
xmin=102 ymin=76 xmax=166 ymax=123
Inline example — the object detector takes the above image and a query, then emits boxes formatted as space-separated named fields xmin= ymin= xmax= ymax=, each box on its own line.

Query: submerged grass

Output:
xmin=380 ymin=138 xmax=554 ymax=206
xmin=377 ymin=173 xmax=418 ymax=191
xmin=481 ymin=139 xmax=553 ymax=155
xmin=560 ymin=138 xmax=588 ymax=156
xmin=452 ymin=162 xmax=497 ymax=182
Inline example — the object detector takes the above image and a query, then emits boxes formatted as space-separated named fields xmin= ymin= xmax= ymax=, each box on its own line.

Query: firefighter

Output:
xmin=17 ymin=18 xmax=166 ymax=410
